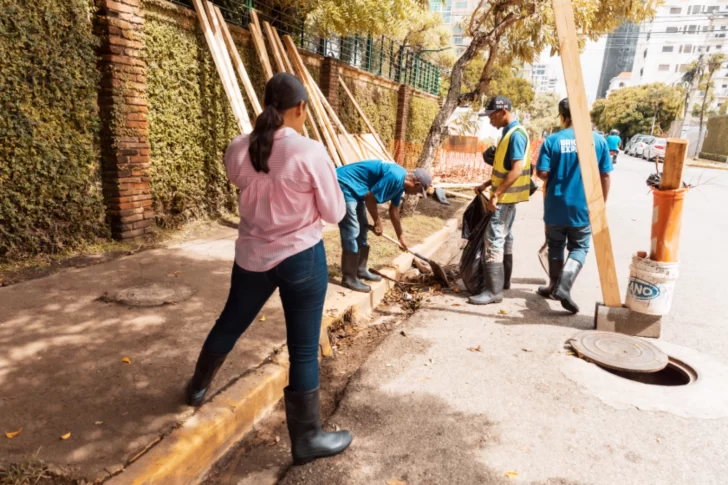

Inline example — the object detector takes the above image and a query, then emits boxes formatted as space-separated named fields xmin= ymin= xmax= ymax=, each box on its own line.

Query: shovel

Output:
xmin=368 ymin=226 xmax=450 ymax=287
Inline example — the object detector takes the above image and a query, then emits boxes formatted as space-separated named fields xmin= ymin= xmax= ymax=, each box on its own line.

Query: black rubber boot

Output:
xmin=537 ymin=259 xmax=563 ymax=299
xmin=503 ymin=254 xmax=513 ymax=290
xmin=468 ymin=262 xmax=504 ymax=305
xmin=187 ymin=347 xmax=228 ymax=406
xmin=357 ymin=245 xmax=382 ymax=282
xmin=341 ymin=251 xmax=370 ymax=292
xmin=285 ymin=387 xmax=353 ymax=465
xmin=551 ymin=258 xmax=583 ymax=314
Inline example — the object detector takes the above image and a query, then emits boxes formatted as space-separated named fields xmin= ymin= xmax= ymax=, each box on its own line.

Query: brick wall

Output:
xmin=96 ymin=0 xmax=154 ymax=240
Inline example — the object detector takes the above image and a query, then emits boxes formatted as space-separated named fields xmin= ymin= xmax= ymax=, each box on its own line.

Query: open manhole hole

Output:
xmin=568 ymin=331 xmax=698 ymax=388
xmin=600 ymin=358 xmax=697 ymax=386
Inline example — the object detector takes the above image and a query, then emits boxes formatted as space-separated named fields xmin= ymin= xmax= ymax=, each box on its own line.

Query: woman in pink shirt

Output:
xmin=186 ymin=73 xmax=351 ymax=465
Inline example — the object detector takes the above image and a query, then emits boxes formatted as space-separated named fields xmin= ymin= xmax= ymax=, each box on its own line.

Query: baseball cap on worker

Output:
xmin=558 ymin=98 xmax=570 ymax=118
xmin=413 ymin=168 xmax=432 ymax=197
xmin=480 ymin=96 xmax=513 ymax=116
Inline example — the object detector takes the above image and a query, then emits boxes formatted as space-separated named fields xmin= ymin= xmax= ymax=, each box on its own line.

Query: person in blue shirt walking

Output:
xmin=606 ymin=129 xmax=621 ymax=165
xmin=336 ymin=160 xmax=432 ymax=293
xmin=536 ymin=98 xmax=613 ymax=314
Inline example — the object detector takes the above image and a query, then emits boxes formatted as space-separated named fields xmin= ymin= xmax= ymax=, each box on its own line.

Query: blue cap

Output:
xmin=413 ymin=168 xmax=432 ymax=196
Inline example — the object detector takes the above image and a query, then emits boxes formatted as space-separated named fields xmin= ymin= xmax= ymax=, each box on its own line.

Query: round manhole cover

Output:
xmin=568 ymin=330 xmax=668 ymax=373
xmin=114 ymin=283 xmax=194 ymax=307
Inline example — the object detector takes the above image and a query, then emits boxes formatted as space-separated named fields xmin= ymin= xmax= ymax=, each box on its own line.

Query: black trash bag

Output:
xmin=460 ymin=208 xmax=492 ymax=295
xmin=461 ymin=195 xmax=487 ymax=240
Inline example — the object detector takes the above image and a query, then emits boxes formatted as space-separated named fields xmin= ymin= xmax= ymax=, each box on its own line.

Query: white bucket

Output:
xmin=625 ymin=254 xmax=680 ymax=316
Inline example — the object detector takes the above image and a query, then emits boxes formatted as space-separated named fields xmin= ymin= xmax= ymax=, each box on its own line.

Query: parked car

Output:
xmin=632 ymin=135 xmax=655 ymax=158
xmin=626 ymin=135 xmax=647 ymax=156
xmin=645 ymin=138 xmax=667 ymax=162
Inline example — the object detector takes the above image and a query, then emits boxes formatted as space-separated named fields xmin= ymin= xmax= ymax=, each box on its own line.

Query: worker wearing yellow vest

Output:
xmin=470 ymin=96 xmax=531 ymax=305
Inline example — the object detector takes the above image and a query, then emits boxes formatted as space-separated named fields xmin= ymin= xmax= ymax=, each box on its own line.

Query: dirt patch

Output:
xmin=200 ymin=306 xmax=408 ymax=485
xmin=324 ymin=197 xmax=464 ymax=279
xmin=0 ymin=453 xmax=79 ymax=485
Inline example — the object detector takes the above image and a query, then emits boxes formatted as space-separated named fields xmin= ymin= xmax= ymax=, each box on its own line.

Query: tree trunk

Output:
xmin=678 ymin=87 xmax=691 ymax=136
xmin=696 ymin=71 xmax=715 ymax=159
xmin=415 ymin=34 xmax=487 ymax=170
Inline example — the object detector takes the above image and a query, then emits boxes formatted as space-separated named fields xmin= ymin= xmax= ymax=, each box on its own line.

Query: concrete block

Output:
xmin=594 ymin=303 xmax=662 ymax=338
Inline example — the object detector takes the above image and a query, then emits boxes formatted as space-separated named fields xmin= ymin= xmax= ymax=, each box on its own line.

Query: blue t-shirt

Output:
xmin=606 ymin=135 xmax=621 ymax=151
xmin=336 ymin=160 xmax=407 ymax=207
xmin=537 ymin=128 xmax=613 ymax=227
xmin=501 ymin=121 xmax=527 ymax=171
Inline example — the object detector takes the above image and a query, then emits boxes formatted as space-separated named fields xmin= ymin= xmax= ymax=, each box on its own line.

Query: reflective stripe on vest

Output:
xmin=491 ymin=125 xmax=531 ymax=204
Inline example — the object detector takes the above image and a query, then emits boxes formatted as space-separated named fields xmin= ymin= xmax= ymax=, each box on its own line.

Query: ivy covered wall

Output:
xmin=337 ymin=75 xmax=399 ymax=148
xmin=406 ymin=93 xmax=440 ymax=144
xmin=0 ymin=0 xmax=107 ymax=262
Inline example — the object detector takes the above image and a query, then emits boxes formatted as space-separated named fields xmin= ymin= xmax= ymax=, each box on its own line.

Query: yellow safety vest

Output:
xmin=491 ymin=124 xmax=531 ymax=204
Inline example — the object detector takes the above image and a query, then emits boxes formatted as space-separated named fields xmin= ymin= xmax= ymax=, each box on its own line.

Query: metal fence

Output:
xmin=170 ymin=0 xmax=441 ymax=95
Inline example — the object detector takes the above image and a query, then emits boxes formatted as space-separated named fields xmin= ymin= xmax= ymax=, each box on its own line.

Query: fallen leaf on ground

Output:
xmin=5 ymin=428 xmax=22 ymax=439
xmin=505 ymin=471 xmax=518 ymax=478
xmin=453 ymin=288 xmax=460 ymax=293
xmin=400 ymin=331 xmax=407 ymax=337
xmin=498 ymin=309 xmax=508 ymax=315
xmin=452 ymin=303 xmax=461 ymax=307
xmin=467 ymin=346 xmax=482 ymax=353
xmin=259 ymin=316 xmax=266 ymax=322
xmin=95 ymin=421 xmax=103 ymax=425
xmin=387 ymin=481 xmax=407 ymax=485
xmin=522 ymin=348 xmax=533 ymax=353
xmin=121 ymin=357 xmax=131 ymax=364
xmin=168 ymin=271 xmax=182 ymax=277
xmin=60 ymin=432 xmax=71 ymax=440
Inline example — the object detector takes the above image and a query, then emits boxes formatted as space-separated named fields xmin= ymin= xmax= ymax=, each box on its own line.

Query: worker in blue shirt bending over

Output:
xmin=336 ymin=160 xmax=432 ymax=293
xmin=606 ymin=129 xmax=621 ymax=165
xmin=536 ymin=98 xmax=613 ymax=314
xmin=470 ymin=96 xmax=532 ymax=305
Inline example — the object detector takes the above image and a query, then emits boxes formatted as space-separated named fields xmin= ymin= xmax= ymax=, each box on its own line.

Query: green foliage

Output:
xmin=701 ymin=116 xmax=728 ymax=157
xmin=0 ymin=0 xmax=107 ymax=262
xmin=487 ymin=66 xmax=534 ymax=109
xmin=527 ymin=92 xmax=561 ymax=138
xmin=407 ymin=94 xmax=440 ymax=144
xmin=298 ymin=0 xmax=429 ymax=37
xmin=337 ymin=78 xmax=398 ymax=147
xmin=699 ymin=152 xmax=728 ymax=163
xmin=144 ymin=3 xmax=268 ymax=226
xmin=591 ymin=83 xmax=682 ymax=139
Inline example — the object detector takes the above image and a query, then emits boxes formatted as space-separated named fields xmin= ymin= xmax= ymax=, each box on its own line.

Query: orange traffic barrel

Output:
xmin=650 ymin=187 xmax=688 ymax=262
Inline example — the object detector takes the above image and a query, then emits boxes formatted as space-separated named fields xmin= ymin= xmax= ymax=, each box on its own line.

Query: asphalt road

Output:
xmin=278 ymin=153 xmax=728 ymax=485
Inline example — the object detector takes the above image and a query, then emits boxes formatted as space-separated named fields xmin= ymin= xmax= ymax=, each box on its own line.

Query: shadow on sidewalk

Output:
xmin=0 ymin=246 xmax=288 ymax=481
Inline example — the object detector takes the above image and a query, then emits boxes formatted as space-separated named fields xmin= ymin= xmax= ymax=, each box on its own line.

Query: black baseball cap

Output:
xmin=558 ymin=98 xmax=570 ymax=118
xmin=480 ymin=96 xmax=513 ymax=116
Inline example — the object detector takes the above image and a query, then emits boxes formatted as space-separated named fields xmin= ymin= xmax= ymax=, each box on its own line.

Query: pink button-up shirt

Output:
xmin=224 ymin=128 xmax=346 ymax=272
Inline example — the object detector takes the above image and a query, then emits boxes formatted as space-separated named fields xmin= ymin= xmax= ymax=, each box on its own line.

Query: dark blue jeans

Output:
xmin=338 ymin=200 xmax=369 ymax=253
xmin=546 ymin=224 xmax=591 ymax=265
xmin=203 ymin=241 xmax=328 ymax=392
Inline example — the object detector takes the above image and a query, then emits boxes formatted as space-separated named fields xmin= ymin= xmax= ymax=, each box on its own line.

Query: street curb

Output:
xmin=686 ymin=161 xmax=728 ymax=171
xmin=107 ymin=215 xmax=461 ymax=485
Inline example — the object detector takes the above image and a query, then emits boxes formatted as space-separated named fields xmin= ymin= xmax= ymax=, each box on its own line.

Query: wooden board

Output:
xmin=283 ymin=35 xmax=344 ymax=166
xmin=552 ymin=0 xmax=621 ymax=307
xmin=339 ymin=78 xmax=393 ymax=160
xmin=214 ymin=6 xmax=261 ymax=116
xmin=191 ymin=0 xmax=249 ymax=134
xmin=248 ymin=15 xmax=274 ymax=80
xmin=356 ymin=134 xmax=389 ymax=160
xmin=661 ymin=139 xmax=689 ymax=190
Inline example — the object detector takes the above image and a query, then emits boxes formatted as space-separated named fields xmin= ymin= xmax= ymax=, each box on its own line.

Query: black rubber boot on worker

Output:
xmin=187 ymin=347 xmax=228 ymax=406
xmin=503 ymin=254 xmax=513 ymax=290
xmin=357 ymin=246 xmax=382 ymax=282
xmin=537 ymin=259 xmax=563 ymax=299
xmin=468 ymin=262 xmax=504 ymax=305
xmin=341 ymin=251 xmax=370 ymax=293
xmin=551 ymin=258 xmax=583 ymax=314
xmin=285 ymin=387 xmax=353 ymax=465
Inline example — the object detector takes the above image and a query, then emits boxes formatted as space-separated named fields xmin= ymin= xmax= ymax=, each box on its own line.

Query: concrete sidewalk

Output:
xmin=1 ymin=208 xmax=461 ymax=483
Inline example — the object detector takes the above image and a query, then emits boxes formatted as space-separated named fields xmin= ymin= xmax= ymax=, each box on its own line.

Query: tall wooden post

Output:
xmin=552 ymin=0 xmax=621 ymax=307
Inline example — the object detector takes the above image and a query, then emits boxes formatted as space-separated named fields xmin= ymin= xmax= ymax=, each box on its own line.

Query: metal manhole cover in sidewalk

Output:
xmin=568 ymin=330 xmax=668 ymax=373
xmin=114 ymin=283 xmax=194 ymax=307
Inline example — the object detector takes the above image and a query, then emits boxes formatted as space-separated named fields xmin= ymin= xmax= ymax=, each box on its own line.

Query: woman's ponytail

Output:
xmin=248 ymin=73 xmax=308 ymax=173
xmin=249 ymin=105 xmax=283 ymax=173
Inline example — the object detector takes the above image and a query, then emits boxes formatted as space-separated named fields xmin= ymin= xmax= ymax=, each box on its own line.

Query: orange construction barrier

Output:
xmin=650 ymin=187 xmax=688 ymax=262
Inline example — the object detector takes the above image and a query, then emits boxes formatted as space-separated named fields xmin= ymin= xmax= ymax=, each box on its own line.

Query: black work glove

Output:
xmin=482 ymin=146 xmax=495 ymax=166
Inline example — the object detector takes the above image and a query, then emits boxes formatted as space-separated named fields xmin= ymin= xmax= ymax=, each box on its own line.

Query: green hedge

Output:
xmin=406 ymin=94 xmax=440 ymax=144
xmin=337 ymin=77 xmax=398 ymax=148
xmin=143 ymin=2 xmax=267 ymax=226
xmin=701 ymin=116 xmax=728 ymax=157
xmin=0 ymin=0 xmax=107 ymax=262
xmin=699 ymin=152 xmax=728 ymax=163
